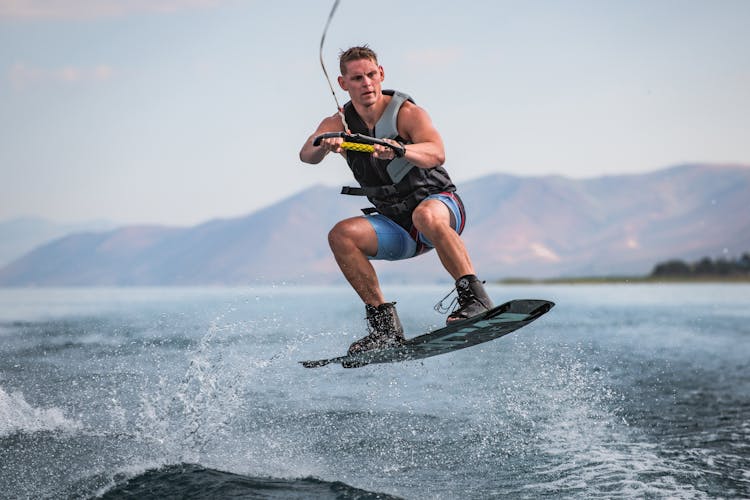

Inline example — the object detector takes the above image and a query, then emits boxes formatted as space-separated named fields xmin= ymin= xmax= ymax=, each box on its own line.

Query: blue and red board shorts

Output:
xmin=365 ymin=192 xmax=466 ymax=261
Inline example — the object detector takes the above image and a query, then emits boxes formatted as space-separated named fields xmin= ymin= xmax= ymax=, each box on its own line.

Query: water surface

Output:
xmin=1 ymin=284 xmax=748 ymax=498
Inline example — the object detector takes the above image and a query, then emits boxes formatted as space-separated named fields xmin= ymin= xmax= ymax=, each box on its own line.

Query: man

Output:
xmin=299 ymin=46 xmax=492 ymax=356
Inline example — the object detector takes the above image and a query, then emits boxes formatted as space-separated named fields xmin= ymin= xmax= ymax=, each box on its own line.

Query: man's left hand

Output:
xmin=371 ymin=139 xmax=404 ymax=160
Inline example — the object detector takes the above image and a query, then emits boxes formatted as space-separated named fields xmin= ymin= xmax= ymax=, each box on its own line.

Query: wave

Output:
xmin=0 ymin=385 xmax=81 ymax=436
xmin=96 ymin=463 xmax=402 ymax=500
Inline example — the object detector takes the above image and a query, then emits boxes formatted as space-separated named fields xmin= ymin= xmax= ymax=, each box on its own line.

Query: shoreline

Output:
xmin=498 ymin=275 xmax=750 ymax=285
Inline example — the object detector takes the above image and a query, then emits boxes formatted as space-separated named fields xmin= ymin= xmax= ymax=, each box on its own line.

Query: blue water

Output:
xmin=0 ymin=284 xmax=748 ymax=499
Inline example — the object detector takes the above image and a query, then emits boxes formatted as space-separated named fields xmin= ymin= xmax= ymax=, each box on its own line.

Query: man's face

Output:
xmin=338 ymin=58 xmax=384 ymax=107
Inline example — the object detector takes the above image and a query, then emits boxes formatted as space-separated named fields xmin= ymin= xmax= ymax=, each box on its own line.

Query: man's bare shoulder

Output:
xmin=397 ymin=99 xmax=433 ymax=124
xmin=317 ymin=113 xmax=347 ymax=133
xmin=396 ymin=99 xmax=438 ymax=141
xmin=398 ymin=98 xmax=423 ymax=113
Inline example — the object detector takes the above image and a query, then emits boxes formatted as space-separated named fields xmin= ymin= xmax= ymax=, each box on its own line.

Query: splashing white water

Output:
xmin=134 ymin=318 xmax=252 ymax=465
xmin=0 ymin=385 xmax=81 ymax=436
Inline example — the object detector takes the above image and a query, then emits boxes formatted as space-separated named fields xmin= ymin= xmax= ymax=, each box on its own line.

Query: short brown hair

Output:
xmin=339 ymin=45 xmax=378 ymax=75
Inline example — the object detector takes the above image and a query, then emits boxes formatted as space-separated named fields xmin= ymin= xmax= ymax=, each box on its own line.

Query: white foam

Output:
xmin=517 ymin=355 xmax=710 ymax=499
xmin=0 ymin=385 xmax=81 ymax=436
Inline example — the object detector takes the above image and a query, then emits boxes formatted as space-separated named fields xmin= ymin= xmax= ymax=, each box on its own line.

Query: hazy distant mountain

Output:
xmin=457 ymin=164 xmax=750 ymax=278
xmin=0 ymin=217 xmax=116 ymax=268
xmin=1 ymin=164 xmax=748 ymax=286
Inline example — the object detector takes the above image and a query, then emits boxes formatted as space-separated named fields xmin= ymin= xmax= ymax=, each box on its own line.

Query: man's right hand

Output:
xmin=317 ymin=136 xmax=345 ymax=155
xmin=299 ymin=113 xmax=347 ymax=164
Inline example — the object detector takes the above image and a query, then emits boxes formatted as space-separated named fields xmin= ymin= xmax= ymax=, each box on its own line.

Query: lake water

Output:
xmin=0 ymin=284 xmax=748 ymax=499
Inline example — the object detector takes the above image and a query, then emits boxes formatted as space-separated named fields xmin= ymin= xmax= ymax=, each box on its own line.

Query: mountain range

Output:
xmin=0 ymin=217 xmax=116 ymax=268
xmin=1 ymin=163 xmax=748 ymax=286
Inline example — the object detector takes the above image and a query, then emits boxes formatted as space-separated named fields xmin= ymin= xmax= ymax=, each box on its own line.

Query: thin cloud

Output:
xmin=0 ymin=0 xmax=226 ymax=20
xmin=9 ymin=62 xmax=115 ymax=90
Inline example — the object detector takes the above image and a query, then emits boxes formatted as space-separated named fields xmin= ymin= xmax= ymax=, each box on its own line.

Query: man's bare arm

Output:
xmin=299 ymin=114 xmax=346 ymax=164
xmin=383 ymin=102 xmax=445 ymax=168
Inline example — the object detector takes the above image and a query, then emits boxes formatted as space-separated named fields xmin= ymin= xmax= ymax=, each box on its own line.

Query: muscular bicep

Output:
xmin=396 ymin=103 xmax=446 ymax=167
xmin=400 ymin=104 xmax=443 ymax=145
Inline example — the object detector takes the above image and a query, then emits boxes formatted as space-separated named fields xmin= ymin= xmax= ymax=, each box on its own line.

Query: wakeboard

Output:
xmin=300 ymin=298 xmax=554 ymax=368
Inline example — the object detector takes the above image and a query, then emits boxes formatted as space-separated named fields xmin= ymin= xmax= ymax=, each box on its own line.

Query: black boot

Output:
xmin=347 ymin=302 xmax=406 ymax=356
xmin=447 ymin=275 xmax=494 ymax=323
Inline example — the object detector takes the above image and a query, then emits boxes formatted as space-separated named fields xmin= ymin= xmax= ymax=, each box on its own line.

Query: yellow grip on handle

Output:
xmin=341 ymin=142 xmax=375 ymax=154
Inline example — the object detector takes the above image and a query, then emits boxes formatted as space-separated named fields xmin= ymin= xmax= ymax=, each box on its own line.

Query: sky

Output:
xmin=1 ymin=0 xmax=748 ymax=226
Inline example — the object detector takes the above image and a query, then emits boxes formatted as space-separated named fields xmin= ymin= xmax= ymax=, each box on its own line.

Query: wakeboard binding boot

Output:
xmin=347 ymin=302 xmax=406 ymax=358
xmin=447 ymin=274 xmax=494 ymax=323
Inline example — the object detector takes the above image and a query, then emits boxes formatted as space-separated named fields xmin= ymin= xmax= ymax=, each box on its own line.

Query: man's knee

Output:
xmin=328 ymin=220 xmax=351 ymax=251
xmin=412 ymin=200 xmax=448 ymax=233
xmin=328 ymin=219 xmax=373 ymax=254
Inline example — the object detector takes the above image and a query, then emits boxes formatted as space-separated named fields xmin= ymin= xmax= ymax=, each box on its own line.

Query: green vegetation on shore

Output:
xmin=499 ymin=253 xmax=750 ymax=284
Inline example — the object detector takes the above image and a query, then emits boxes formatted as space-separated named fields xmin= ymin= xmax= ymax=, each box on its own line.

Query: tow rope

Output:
xmin=319 ymin=0 xmax=349 ymax=132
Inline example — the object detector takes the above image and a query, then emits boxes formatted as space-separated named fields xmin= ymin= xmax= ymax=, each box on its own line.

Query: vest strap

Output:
xmin=341 ymin=185 xmax=399 ymax=197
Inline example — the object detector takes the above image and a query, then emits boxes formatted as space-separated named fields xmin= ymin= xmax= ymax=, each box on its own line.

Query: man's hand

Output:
xmin=299 ymin=113 xmax=346 ymax=164
xmin=318 ymin=136 xmax=345 ymax=155
xmin=371 ymin=138 xmax=404 ymax=160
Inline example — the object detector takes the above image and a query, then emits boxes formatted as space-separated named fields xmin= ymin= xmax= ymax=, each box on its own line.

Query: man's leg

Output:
xmin=328 ymin=217 xmax=406 ymax=359
xmin=412 ymin=197 xmax=493 ymax=322
xmin=411 ymin=198 xmax=474 ymax=279
xmin=328 ymin=217 xmax=386 ymax=307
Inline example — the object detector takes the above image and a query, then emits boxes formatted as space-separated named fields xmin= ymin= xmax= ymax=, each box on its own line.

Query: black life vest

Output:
xmin=341 ymin=89 xmax=456 ymax=229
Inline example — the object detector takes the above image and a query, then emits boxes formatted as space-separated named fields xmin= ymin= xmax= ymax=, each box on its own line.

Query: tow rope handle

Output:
xmin=313 ymin=132 xmax=405 ymax=158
